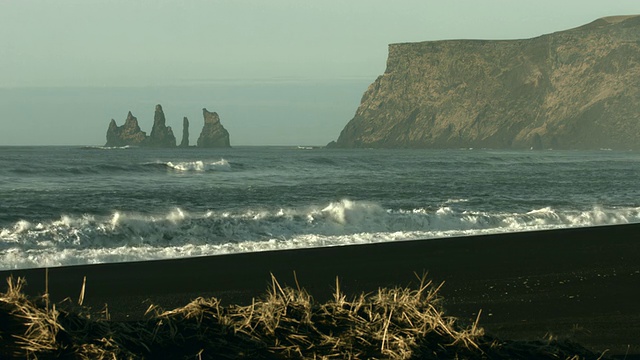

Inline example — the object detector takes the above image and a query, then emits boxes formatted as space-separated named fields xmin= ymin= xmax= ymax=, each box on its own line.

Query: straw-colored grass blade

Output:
xmin=0 ymin=275 xmax=607 ymax=359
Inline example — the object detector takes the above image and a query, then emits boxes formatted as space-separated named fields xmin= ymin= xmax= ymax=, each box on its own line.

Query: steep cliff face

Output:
xmin=197 ymin=109 xmax=231 ymax=148
xmin=330 ymin=15 xmax=640 ymax=150
xmin=105 ymin=112 xmax=147 ymax=147
xmin=180 ymin=117 xmax=190 ymax=147
xmin=148 ymin=104 xmax=176 ymax=147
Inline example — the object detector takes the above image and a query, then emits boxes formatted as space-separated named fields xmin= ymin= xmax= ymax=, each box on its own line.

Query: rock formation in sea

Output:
xmin=105 ymin=112 xmax=148 ymax=147
xmin=147 ymin=104 xmax=177 ymax=147
xmin=180 ymin=117 xmax=190 ymax=147
xmin=105 ymin=105 xmax=230 ymax=148
xmin=329 ymin=15 xmax=640 ymax=150
xmin=197 ymin=108 xmax=231 ymax=148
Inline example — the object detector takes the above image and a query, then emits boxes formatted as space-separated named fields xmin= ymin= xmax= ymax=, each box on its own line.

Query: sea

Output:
xmin=1 ymin=146 xmax=640 ymax=271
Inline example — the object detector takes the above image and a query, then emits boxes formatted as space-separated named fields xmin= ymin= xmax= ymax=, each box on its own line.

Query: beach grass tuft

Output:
xmin=0 ymin=275 xmax=608 ymax=359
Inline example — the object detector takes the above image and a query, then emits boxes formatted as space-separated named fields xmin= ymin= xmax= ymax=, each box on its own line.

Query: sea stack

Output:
xmin=104 ymin=105 xmax=231 ymax=148
xmin=180 ymin=117 xmax=189 ymax=147
xmin=148 ymin=104 xmax=176 ymax=147
xmin=105 ymin=112 xmax=148 ymax=147
xmin=329 ymin=15 xmax=640 ymax=150
xmin=197 ymin=108 xmax=231 ymax=148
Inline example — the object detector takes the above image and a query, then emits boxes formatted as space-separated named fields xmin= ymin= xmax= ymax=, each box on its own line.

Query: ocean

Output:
xmin=1 ymin=146 xmax=639 ymax=271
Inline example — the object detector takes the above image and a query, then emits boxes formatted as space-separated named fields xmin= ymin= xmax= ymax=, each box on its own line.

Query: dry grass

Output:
xmin=0 ymin=275 xmax=608 ymax=359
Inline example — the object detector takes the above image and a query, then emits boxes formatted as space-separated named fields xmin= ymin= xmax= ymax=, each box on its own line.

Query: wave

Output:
xmin=164 ymin=159 xmax=231 ymax=171
xmin=306 ymin=157 xmax=339 ymax=166
xmin=10 ymin=163 xmax=143 ymax=175
xmin=9 ymin=159 xmax=232 ymax=176
xmin=80 ymin=145 xmax=138 ymax=150
xmin=2 ymin=200 xmax=639 ymax=270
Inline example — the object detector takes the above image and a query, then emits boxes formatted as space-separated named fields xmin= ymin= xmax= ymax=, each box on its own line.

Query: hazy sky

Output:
xmin=1 ymin=1 xmax=639 ymax=145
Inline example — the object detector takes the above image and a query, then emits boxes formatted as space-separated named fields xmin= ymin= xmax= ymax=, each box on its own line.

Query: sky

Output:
xmin=1 ymin=0 xmax=639 ymax=146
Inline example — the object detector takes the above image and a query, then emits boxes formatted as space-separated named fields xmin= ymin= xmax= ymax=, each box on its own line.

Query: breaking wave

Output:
xmin=1 ymin=199 xmax=639 ymax=270
xmin=80 ymin=145 xmax=138 ymax=150
xmin=10 ymin=159 xmax=232 ymax=176
xmin=164 ymin=159 xmax=231 ymax=171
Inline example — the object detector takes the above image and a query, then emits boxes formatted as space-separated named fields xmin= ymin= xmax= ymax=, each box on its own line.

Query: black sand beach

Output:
xmin=2 ymin=223 xmax=639 ymax=356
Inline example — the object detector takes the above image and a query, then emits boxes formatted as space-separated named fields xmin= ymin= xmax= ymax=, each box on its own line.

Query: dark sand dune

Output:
xmin=2 ymin=223 xmax=639 ymax=356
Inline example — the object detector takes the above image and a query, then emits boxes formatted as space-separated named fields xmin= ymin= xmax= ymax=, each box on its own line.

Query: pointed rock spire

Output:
xmin=105 ymin=112 xmax=147 ymax=147
xmin=197 ymin=108 xmax=231 ymax=148
xmin=148 ymin=104 xmax=176 ymax=147
xmin=105 ymin=104 xmax=231 ymax=148
xmin=180 ymin=117 xmax=190 ymax=147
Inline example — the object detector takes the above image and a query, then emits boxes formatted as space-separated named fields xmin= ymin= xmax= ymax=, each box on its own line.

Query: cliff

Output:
xmin=329 ymin=15 xmax=640 ymax=150
xmin=147 ymin=105 xmax=176 ymax=147
xmin=197 ymin=109 xmax=231 ymax=148
xmin=105 ymin=112 xmax=147 ymax=147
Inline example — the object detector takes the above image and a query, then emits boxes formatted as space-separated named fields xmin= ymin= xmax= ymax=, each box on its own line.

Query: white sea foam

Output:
xmin=165 ymin=159 xmax=230 ymax=171
xmin=82 ymin=145 xmax=137 ymax=150
xmin=1 ymin=200 xmax=639 ymax=270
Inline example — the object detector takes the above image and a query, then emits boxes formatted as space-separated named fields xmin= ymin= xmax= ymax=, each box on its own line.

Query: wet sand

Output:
xmin=2 ymin=223 xmax=639 ymax=356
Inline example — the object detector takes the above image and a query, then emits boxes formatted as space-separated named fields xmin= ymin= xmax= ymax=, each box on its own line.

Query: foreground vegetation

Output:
xmin=0 ymin=275 xmax=607 ymax=359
